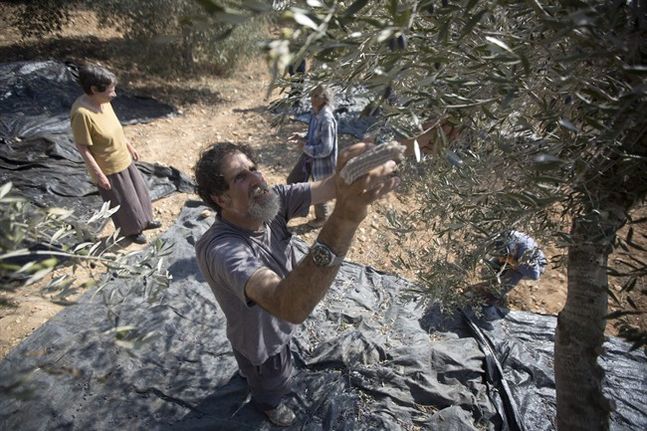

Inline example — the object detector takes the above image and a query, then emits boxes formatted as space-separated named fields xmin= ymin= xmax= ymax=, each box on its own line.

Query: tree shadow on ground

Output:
xmin=0 ymin=35 xmax=121 ymax=64
xmin=161 ymin=375 xmax=269 ymax=431
xmin=168 ymin=258 xmax=205 ymax=283
xmin=232 ymin=106 xmax=270 ymax=115
xmin=0 ymin=35 xmax=225 ymax=107
xmin=131 ymin=83 xmax=224 ymax=107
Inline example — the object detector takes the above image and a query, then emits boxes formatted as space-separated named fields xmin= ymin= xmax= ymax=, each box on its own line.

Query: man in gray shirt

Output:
xmin=194 ymin=141 xmax=399 ymax=426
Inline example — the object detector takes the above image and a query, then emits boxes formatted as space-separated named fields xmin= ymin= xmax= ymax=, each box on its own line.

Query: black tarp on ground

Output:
xmin=1 ymin=203 xmax=645 ymax=431
xmin=0 ymin=60 xmax=193 ymax=225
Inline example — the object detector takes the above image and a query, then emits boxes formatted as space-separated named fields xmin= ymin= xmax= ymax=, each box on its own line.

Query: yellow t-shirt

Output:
xmin=70 ymin=98 xmax=132 ymax=179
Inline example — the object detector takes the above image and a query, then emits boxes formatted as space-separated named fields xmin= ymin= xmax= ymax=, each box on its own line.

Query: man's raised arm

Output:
xmin=245 ymin=143 xmax=400 ymax=323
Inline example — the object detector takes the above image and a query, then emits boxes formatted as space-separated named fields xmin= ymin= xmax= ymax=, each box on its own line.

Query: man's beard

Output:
xmin=248 ymin=184 xmax=280 ymax=223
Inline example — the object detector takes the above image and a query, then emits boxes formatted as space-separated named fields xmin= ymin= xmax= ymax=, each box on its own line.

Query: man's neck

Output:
xmin=220 ymin=210 xmax=263 ymax=232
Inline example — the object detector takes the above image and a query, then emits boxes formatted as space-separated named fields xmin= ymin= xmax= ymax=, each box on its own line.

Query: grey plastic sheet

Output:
xmin=1 ymin=203 xmax=645 ymax=430
xmin=0 ymin=60 xmax=193 ymax=226
xmin=277 ymin=85 xmax=380 ymax=139
xmin=469 ymin=307 xmax=647 ymax=431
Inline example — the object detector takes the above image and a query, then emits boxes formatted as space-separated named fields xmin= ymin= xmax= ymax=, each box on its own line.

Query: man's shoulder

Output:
xmin=195 ymin=219 xmax=243 ymax=256
xmin=510 ymin=231 xmax=539 ymax=250
xmin=272 ymin=183 xmax=310 ymax=199
xmin=277 ymin=182 xmax=311 ymax=207
xmin=320 ymin=106 xmax=336 ymax=120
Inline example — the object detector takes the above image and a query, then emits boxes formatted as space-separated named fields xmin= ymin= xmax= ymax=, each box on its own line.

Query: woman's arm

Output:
xmin=74 ymin=143 xmax=111 ymax=190
xmin=126 ymin=141 xmax=140 ymax=161
xmin=70 ymin=109 xmax=111 ymax=190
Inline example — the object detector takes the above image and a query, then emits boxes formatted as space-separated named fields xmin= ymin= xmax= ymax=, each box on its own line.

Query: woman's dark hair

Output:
xmin=194 ymin=142 xmax=257 ymax=214
xmin=77 ymin=63 xmax=117 ymax=95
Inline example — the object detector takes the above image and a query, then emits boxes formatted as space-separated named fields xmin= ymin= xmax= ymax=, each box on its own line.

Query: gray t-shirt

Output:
xmin=195 ymin=183 xmax=311 ymax=365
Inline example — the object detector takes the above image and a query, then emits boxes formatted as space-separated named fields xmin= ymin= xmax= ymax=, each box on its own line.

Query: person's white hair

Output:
xmin=311 ymin=84 xmax=335 ymax=109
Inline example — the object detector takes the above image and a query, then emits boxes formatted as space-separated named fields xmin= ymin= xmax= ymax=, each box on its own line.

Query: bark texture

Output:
xmin=555 ymin=215 xmax=615 ymax=431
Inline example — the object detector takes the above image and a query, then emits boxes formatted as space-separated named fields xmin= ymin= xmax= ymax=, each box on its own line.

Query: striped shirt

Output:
xmin=303 ymin=105 xmax=338 ymax=180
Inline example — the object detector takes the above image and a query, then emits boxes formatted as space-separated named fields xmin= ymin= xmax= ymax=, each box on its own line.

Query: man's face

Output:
xmin=217 ymin=152 xmax=279 ymax=223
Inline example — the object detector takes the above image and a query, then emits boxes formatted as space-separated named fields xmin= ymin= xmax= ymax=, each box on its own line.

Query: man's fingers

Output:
xmin=364 ymin=175 xmax=400 ymax=200
xmin=348 ymin=160 xmax=399 ymax=202
xmin=337 ymin=142 xmax=373 ymax=169
xmin=368 ymin=159 xmax=397 ymax=180
xmin=339 ymin=142 xmax=405 ymax=184
xmin=351 ymin=159 xmax=397 ymax=189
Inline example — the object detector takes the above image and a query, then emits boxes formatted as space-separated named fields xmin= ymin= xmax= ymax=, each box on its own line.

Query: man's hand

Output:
xmin=339 ymin=141 xmax=405 ymax=184
xmin=504 ymin=256 xmax=519 ymax=269
xmin=418 ymin=119 xmax=460 ymax=154
xmin=288 ymin=132 xmax=306 ymax=145
xmin=400 ymin=118 xmax=461 ymax=158
xmin=332 ymin=143 xmax=400 ymax=224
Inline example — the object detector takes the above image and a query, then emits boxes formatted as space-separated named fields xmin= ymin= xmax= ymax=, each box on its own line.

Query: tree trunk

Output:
xmin=181 ymin=24 xmax=197 ymax=70
xmin=555 ymin=210 xmax=622 ymax=430
xmin=555 ymin=116 xmax=646 ymax=429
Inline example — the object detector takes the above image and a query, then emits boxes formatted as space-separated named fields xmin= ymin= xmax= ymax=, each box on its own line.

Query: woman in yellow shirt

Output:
xmin=70 ymin=64 xmax=160 ymax=244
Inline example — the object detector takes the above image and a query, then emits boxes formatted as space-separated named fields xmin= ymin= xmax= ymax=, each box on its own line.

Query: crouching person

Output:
xmin=488 ymin=230 xmax=547 ymax=297
xmin=193 ymin=141 xmax=399 ymax=426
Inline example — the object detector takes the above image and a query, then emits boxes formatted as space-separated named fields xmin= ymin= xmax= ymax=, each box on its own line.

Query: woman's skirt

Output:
xmin=98 ymin=163 xmax=154 ymax=236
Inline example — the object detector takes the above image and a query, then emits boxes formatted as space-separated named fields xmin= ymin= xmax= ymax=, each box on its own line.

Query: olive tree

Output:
xmin=200 ymin=0 xmax=646 ymax=429
xmin=0 ymin=180 xmax=172 ymax=385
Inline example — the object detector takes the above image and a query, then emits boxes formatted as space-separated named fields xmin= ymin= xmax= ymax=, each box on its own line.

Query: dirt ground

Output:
xmin=1 ymin=8 xmax=644 ymax=359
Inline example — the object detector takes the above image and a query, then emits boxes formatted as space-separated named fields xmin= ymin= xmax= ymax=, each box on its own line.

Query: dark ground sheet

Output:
xmin=1 ymin=204 xmax=644 ymax=431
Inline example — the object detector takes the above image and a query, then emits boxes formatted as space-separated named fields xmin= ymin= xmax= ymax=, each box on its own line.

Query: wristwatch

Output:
xmin=311 ymin=241 xmax=345 ymax=267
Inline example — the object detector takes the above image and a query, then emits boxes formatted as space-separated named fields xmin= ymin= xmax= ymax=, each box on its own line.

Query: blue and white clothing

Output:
xmin=303 ymin=105 xmax=338 ymax=180
xmin=491 ymin=230 xmax=547 ymax=290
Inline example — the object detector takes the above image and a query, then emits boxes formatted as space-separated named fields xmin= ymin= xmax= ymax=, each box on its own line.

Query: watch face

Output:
xmin=312 ymin=244 xmax=333 ymax=266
